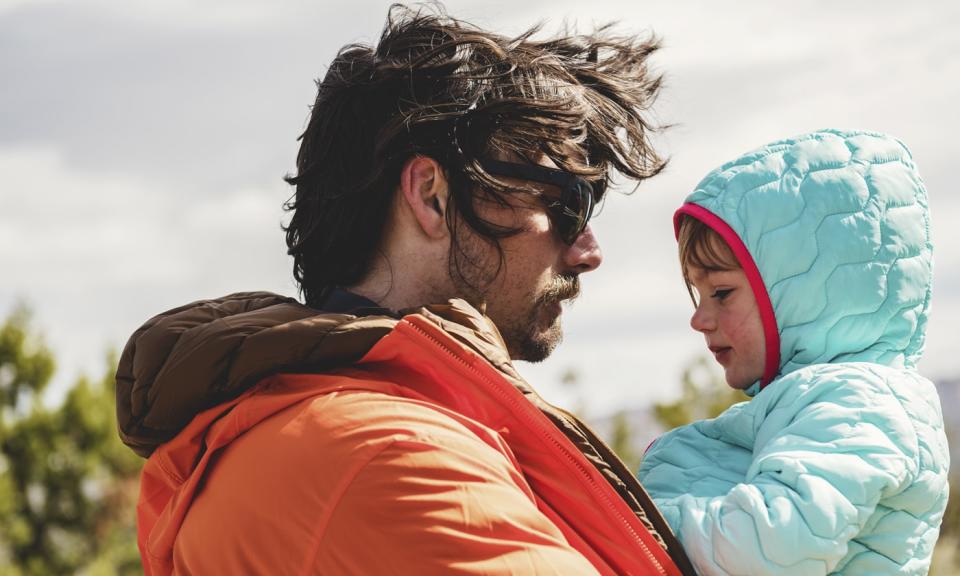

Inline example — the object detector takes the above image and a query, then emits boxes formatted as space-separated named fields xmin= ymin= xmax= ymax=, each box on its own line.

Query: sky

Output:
xmin=1 ymin=0 xmax=958 ymax=418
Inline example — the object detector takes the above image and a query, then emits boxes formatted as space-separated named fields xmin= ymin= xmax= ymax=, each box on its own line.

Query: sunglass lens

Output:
xmin=555 ymin=180 xmax=594 ymax=244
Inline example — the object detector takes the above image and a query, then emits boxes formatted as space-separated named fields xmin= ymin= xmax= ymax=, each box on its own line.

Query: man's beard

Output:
xmin=448 ymin=228 xmax=581 ymax=362
xmin=496 ymin=273 xmax=580 ymax=362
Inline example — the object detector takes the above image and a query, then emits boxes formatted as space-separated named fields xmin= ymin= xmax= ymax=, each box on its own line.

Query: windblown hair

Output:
xmin=284 ymin=3 xmax=667 ymax=307
xmin=677 ymin=216 xmax=741 ymax=303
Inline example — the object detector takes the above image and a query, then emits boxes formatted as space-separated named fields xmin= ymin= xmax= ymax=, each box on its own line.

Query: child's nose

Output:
xmin=690 ymin=305 xmax=714 ymax=333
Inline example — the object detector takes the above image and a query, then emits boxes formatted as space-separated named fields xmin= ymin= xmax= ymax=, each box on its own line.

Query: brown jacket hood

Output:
xmin=116 ymin=292 xmax=396 ymax=458
xmin=116 ymin=291 xmax=523 ymax=459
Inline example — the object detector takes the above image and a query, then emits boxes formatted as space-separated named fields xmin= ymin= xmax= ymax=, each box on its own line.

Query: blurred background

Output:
xmin=1 ymin=0 xmax=957 ymax=573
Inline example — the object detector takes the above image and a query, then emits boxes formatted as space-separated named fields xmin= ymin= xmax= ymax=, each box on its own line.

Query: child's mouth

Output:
xmin=709 ymin=346 xmax=732 ymax=363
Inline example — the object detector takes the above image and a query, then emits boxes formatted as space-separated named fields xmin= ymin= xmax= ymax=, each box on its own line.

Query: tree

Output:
xmin=0 ymin=305 xmax=141 ymax=575
xmin=930 ymin=422 xmax=960 ymax=575
xmin=607 ymin=411 xmax=642 ymax=472
xmin=652 ymin=355 xmax=746 ymax=429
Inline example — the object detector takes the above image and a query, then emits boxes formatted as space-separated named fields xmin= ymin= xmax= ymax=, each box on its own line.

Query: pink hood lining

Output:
xmin=673 ymin=203 xmax=780 ymax=388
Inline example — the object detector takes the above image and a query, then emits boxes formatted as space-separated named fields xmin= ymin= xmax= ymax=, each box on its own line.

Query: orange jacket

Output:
xmin=121 ymin=294 xmax=690 ymax=575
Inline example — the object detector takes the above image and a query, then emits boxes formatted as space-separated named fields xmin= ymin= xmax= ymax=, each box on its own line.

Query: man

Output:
xmin=116 ymin=6 xmax=695 ymax=575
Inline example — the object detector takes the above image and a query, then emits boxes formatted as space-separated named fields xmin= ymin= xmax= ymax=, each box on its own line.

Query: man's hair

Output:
xmin=284 ymin=4 xmax=667 ymax=307
xmin=677 ymin=216 xmax=741 ymax=303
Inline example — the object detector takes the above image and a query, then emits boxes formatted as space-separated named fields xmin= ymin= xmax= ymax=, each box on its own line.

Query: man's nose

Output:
xmin=563 ymin=224 xmax=602 ymax=272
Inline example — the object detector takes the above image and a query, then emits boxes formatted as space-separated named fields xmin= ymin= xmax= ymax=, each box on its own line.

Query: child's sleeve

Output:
xmin=647 ymin=369 xmax=920 ymax=576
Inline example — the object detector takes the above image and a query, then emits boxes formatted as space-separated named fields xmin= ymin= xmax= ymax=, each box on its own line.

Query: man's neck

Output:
xmin=347 ymin=271 xmax=458 ymax=313
xmin=320 ymin=287 xmax=384 ymax=314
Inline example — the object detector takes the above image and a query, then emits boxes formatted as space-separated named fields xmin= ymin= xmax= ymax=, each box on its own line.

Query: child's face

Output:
xmin=687 ymin=266 xmax=766 ymax=389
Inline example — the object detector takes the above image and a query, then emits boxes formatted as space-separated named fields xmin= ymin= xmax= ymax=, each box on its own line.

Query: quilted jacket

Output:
xmin=638 ymin=129 xmax=950 ymax=575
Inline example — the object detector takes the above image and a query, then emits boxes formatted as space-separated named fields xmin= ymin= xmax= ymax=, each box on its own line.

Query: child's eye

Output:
xmin=711 ymin=288 xmax=734 ymax=301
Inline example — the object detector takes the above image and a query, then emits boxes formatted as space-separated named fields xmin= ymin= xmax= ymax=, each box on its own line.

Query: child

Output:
xmin=638 ymin=129 xmax=950 ymax=575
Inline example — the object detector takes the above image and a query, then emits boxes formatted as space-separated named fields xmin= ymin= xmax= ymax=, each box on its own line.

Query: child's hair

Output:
xmin=677 ymin=216 xmax=741 ymax=303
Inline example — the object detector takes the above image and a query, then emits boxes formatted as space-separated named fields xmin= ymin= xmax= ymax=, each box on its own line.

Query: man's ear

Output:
xmin=399 ymin=155 xmax=449 ymax=240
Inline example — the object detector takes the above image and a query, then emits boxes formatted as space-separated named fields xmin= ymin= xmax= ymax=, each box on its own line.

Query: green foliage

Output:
xmin=558 ymin=367 xmax=588 ymax=419
xmin=942 ymin=475 xmax=960 ymax=538
xmin=931 ymin=427 xmax=959 ymax=574
xmin=607 ymin=411 xmax=641 ymax=472
xmin=0 ymin=305 xmax=55 ymax=425
xmin=652 ymin=356 xmax=747 ymax=429
xmin=931 ymin=500 xmax=959 ymax=575
xmin=939 ymin=423 xmax=960 ymax=542
xmin=0 ymin=305 xmax=142 ymax=575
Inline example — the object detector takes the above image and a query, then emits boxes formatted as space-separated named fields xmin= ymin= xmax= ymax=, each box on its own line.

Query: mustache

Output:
xmin=539 ymin=274 xmax=580 ymax=305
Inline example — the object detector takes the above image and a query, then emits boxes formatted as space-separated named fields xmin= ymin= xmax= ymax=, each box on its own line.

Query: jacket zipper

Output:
xmin=549 ymin=405 xmax=697 ymax=576
xmin=404 ymin=319 xmax=668 ymax=575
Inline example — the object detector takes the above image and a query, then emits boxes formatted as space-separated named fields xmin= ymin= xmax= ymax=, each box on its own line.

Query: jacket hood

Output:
xmin=115 ymin=292 xmax=401 ymax=457
xmin=116 ymin=291 xmax=529 ymax=458
xmin=676 ymin=129 xmax=933 ymax=389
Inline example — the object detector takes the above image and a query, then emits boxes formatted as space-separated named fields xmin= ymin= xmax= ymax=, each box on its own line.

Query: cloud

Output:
xmin=0 ymin=145 xmax=293 ymax=402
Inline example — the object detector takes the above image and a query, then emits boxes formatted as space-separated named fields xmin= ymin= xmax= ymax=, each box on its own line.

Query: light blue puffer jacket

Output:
xmin=638 ymin=129 xmax=950 ymax=575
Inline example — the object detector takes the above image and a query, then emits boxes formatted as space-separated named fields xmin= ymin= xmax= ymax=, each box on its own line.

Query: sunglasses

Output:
xmin=477 ymin=158 xmax=601 ymax=245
